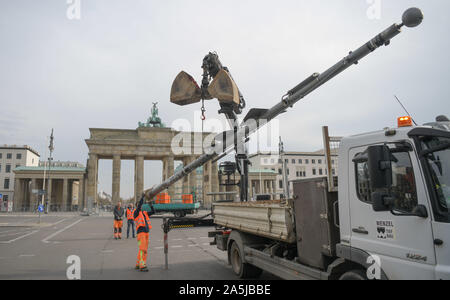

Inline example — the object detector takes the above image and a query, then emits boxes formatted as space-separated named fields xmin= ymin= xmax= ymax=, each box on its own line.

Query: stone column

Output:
xmin=166 ymin=156 xmax=175 ymax=200
xmin=187 ymin=156 xmax=197 ymax=197
xmin=78 ymin=178 xmax=84 ymax=211
xmin=211 ymin=161 xmax=219 ymax=202
xmin=13 ymin=179 xmax=22 ymax=212
xmin=112 ymin=155 xmax=121 ymax=204
xmin=47 ymin=179 xmax=52 ymax=210
xmin=135 ymin=156 xmax=144 ymax=202
xmin=29 ymin=178 xmax=37 ymax=212
xmin=86 ymin=153 xmax=98 ymax=212
xmin=182 ymin=157 xmax=190 ymax=195
xmin=162 ymin=158 xmax=167 ymax=181
xmin=62 ymin=178 xmax=68 ymax=211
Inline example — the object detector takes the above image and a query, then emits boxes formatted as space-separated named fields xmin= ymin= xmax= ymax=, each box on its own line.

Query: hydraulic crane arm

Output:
xmin=143 ymin=7 xmax=423 ymax=202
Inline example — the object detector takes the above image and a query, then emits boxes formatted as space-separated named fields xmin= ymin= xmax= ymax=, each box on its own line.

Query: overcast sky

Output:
xmin=1 ymin=0 xmax=449 ymax=198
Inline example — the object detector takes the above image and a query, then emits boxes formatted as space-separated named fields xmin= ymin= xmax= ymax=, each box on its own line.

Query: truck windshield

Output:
xmin=421 ymin=137 xmax=450 ymax=214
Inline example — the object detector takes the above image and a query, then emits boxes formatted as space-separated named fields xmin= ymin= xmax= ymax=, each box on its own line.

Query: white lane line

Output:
xmin=101 ymin=250 xmax=114 ymax=254
xmin=172 ymin=238 xmax=182 ymax=241
xmin=202 ymin=243 xmax=210 ymax=245
xmin=42 ymin=218 xmax=83 ymax=244
xmin=19 ymin=254 xmax=36 ymax=257
xmin=0 ymin=230 xmax=39 ymax=244
xmin=50 ymin=218 xmax=68 ymax=226
xmin=171 ymin=245 xmax=183 ymax=248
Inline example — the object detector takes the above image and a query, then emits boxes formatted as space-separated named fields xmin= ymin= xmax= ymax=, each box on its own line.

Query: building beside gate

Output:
xmin=0 ymin=145 xmax=40 ymax=212
xmin=13 ymin=161 xmax=86 ymax=212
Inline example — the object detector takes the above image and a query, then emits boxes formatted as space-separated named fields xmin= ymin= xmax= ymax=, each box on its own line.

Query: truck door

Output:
xmin=348 ymin=144 xmax=436 ymax=280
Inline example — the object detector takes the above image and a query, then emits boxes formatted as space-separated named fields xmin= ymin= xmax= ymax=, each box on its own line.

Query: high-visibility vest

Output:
xmin=135 ymin=211 xmax=151 ymax=231
xmin=126 ymin=208 xmax=135 ymax=220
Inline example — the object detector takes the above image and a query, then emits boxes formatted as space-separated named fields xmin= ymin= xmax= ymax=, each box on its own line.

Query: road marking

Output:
xmin=101 ymin=250 xmax=114 ymax=254
xmin=0 ymin=230 xmax=39 ymax=244
xmin=171 ymin=245 xmax=183 ymax=248
xmin=187 ymin=237 xmax=197 ymax=240
xmin=19 ymin=254 xmax=36 ymax=257
xmin=202 ymin=243 xmax=210 ymax=245
xmin=172 ymin=238 xmax=183 ymax=241
xmin=51 ymin=218 xmax=68 ymax=226
xmin=42 ymin=218 xmax=83 ymax=244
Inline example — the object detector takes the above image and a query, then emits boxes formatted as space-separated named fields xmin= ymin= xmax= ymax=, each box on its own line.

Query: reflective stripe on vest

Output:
xmin=127 ymin=208 xmax=135 ymax=220
xmin=135 ymin=211 xmax=151 ymax=230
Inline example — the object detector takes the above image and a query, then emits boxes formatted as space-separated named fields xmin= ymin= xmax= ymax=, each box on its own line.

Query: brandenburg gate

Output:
xmin=84 ymin=126 xmax=219 ymax=208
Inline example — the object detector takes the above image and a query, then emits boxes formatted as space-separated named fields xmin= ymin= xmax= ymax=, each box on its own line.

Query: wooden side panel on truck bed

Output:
xmin=212 ymin=200 xmax=296 ymax=244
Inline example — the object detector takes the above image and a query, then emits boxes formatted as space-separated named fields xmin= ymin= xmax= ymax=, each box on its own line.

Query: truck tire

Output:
xmin=339 ymin=269 xmax=368 ymax=280
xmin=230 ymin=242 xmax=263 ymax=279
xmin=174 ymin=211 xmax=182 ymax=218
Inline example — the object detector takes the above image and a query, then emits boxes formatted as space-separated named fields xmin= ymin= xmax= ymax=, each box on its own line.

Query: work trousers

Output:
xmin=114 ymin=220 xmax=123 ymax=238
xmin=127 ymin=219 xmax=135 ymax=238
xmin=136 ymin=232 xmax=149 ymax=269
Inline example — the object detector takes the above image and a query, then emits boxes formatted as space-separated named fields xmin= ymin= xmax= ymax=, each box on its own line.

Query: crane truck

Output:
xmin=141 ymin=8 xmax=450 ymax=280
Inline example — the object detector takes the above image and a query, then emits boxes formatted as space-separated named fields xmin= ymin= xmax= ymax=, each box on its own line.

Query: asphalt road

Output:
xmin=0 ymin=212 xmax=278 ymax=280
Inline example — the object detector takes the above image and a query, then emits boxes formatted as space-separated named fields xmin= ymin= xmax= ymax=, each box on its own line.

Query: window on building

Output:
xmin=287 ymin=168 xmax=290 ymax=175
xmin=264 ymin=159 xmax=268 ymax=164
xmin=292 ymin=159 xmax=296 ymax=164
xmin=3 ymin=195 xmax=8 ymax=202
xmin=4 ymin=178 xmax=10 ymax=189
xmin=285 ymin=159 xmax=288 ymax=164
xmin=16 ymin=153 xmax=22 ymax=160
xmin=0 ymin=164 xmax=1 ymax=172
xmin=319 ymin=169 xmax=323 ymax=175
xmin=298 ymin=159 xmax=302 ymax=164
xmin=270 ymin=159 xmax=275 ymax=164
xmin=278 ymin=159 xmax=282 ymax=164
xmin=332 ymin=160 xmax=335 ymax=165
xmin=305 ymin=159 xmax=309 ymax=164
xmin=332 ymin=169 xmax=336 ymax=175
xmin=279 ymin=180 xmax=283 ymax=189
xmin=303 ymin=171 xmax=306 ymax=177
xmin=312 ymin=159 xmax=316 ymax=164
xmin=5 ymin=164 xmax=11 ymax=173
xmin=278 ymin=169 xmax=282 ymax=175
xmin=318 ymin=159 xmax=322 ymax=164
xmin=312 ymin=169 xmax=316 ymax=175
xmin=354 ymin=147 xmax=418 ymax=213
xmin=6 ymin=153 xmax=12 ymax=159
xmin=0 ymin=153 xmax=2 ymax=159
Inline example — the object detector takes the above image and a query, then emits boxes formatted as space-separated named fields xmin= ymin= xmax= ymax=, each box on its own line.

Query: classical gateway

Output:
xmin=85 ymin=126 xmax=220 ymax=210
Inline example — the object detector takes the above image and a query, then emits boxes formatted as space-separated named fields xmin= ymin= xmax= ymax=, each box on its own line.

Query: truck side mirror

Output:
xmin=367 ymin=145 xmax=393 ymax=190
xmin=372 ymin=191 xmax=395 ymax=212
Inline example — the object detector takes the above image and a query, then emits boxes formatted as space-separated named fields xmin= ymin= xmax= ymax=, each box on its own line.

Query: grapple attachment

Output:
xmin=207 ymin=69 xmax=240 ymax=105
xmin=170 ymin=71 xmax=202 ymax=106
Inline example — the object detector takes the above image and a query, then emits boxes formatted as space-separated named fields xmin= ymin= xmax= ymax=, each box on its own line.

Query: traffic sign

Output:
xmin=38 ymin=205 xmax=44 ymax=213
xmin=0 ymin=194 xmax=2 ymax=200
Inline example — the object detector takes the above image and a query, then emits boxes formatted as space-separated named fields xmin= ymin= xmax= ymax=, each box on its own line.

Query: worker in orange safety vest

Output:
xmin=134 ymin=196 xmax=155 ymax=272
xmin=126 ymin=203 xmax=136 ymax=239
xmin=113 ymin=201 xmax=124 ymax=240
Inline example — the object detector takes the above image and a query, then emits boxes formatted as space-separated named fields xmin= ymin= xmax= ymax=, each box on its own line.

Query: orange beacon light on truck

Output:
xmin=398 ymin=116 xmax=413 ymax=127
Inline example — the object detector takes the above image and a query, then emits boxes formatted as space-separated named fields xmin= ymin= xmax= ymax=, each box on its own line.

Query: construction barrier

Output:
xmin=156 ymin=193 xmax=171 ymax=204
xmin=182 ymin=194 xmax=193 ymax=204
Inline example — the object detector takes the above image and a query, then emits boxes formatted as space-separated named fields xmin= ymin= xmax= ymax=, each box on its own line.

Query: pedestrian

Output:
xmin=134 ymin=195 xmax=155 ymax=272
xmin=126 ymin=203 xmax=136 ymax=239
xmin=113 ymin=201 xmax=125 ymax=240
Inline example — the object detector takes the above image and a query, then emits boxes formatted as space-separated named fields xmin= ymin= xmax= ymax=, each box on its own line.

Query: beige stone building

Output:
xmin=249 ymin=150 xmax=339 ymax=199
xmin=13 ymin=161 xmax=86 ymax=212
xmin=0 ymin=145 xmax=40 ymax=211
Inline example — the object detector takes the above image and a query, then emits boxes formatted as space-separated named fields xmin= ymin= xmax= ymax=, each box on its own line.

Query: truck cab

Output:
xmin=338 ymin=116 xmax=450 ymax=280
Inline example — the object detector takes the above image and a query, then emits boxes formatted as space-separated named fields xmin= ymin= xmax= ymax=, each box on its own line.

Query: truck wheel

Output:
xmin=339 ymin=269 xmax=368 ymax=280
xmin=230 ymin=242 xmax=263 ymax=279
xmin=174 ymin=211 xmax=182 ymax=218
